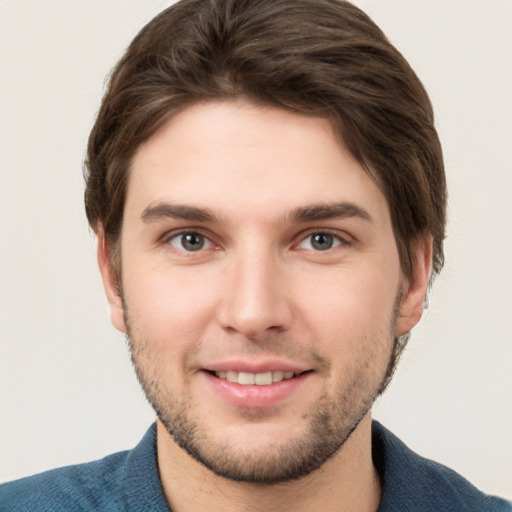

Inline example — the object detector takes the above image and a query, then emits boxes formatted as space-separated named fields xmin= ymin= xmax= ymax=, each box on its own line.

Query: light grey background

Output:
xmin=1 ymin=0 xmax=510 ymax=497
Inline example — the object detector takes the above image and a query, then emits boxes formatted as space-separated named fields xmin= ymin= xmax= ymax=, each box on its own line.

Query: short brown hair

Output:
xmin=85 ymin=0 xmax=446 ymax=282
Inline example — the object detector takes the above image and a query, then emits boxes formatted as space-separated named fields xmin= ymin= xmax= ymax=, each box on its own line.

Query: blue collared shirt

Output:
xmin=1 ymin=422 xmax=510 ymax=511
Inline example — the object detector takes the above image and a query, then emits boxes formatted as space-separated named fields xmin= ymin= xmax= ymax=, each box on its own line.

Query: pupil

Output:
xmin=312 ymin=233 xmax=333 ymax=250
xmin=182 ymin=233 xmax=204 ymax=251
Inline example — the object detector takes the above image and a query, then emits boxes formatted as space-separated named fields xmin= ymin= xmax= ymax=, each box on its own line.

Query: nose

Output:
xmin=216 ymin=249 xmax=293 ymax=339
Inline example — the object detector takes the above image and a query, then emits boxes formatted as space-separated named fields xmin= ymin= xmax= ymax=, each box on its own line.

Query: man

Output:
xmin=0 ymin=0 xmax=510 ymax=510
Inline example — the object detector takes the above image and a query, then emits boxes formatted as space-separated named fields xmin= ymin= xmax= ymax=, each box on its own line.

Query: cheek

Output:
xmin=300 ymin=269 xmax=399 ymax=322
xmin=295 ymin=270 xmax=399 ymax=395
xmin=294 ymin=262 xmax=400 ymax=346
xmin=122 ymin=263 xmax=218 ymax=351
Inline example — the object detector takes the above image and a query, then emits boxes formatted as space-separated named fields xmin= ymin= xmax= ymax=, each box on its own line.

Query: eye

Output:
xmin=297 ymin=232 xmax=344 ymax=251
xmin=168 ymin=232 xmax=213 ymax=252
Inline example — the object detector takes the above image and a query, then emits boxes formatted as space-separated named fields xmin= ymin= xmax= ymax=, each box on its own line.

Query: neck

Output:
xmin=156 ymin=412 xmax=381 ymax=512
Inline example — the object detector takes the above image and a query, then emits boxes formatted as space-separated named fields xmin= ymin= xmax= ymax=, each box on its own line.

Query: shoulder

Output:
xmin=372 ymin=421 xmax=511 ymax=512
xmin=0 ymin=450 xmax=130 ymax=512
xmin=0 ymin=424 xmax=168 ymax=512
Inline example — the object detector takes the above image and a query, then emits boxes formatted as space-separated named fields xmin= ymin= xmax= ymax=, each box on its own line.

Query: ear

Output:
xmin=396 ymin=236 xmax=433 ymax=337
xmin=97 ymin=231 xmax=127 ymax=333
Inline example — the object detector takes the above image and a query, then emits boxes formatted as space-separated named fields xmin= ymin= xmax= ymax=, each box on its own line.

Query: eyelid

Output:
xmin=294 ymin=228 xmax=352 ymax=250
xmin=161 ymin=225 xmax=211 ymax=241
xmin=162 ymin=228 xmax=218 ymax=251
xmin=159 ymin=227 xmax=352 ymax=252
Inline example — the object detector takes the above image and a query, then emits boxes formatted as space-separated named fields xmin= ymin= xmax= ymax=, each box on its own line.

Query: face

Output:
xmin=99 ymin=100 xmax=429 ymax=484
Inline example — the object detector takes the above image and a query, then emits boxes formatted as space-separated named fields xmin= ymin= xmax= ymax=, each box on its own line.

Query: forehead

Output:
xmin=125 ymin=100 xmax=390 ymax=228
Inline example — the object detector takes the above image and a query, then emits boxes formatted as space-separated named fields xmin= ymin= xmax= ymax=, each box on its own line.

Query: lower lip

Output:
xmin=202 ymin=371 xmax=312 ymax=408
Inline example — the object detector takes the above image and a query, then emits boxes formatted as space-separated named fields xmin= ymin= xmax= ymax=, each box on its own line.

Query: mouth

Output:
xmin=203 ymin=367 xmax=314 ymax=408
xmin=210 ymin=370 xmax=299 ymax=386
xmin=205 ymin=369 xmax=313 ymax=387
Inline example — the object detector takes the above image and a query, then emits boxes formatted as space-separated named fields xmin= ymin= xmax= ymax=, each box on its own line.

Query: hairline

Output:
xmin=103 ymin=98 xmax=422 ymax=285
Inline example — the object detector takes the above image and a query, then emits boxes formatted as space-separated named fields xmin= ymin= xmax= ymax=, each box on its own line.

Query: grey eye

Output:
xmin=169 ymin=233 xmax=209 ymax=251
xmin=298 ymin=233 xmax=342 ymax=251
xmin=310 ymin=233 xmax=334 ymax=250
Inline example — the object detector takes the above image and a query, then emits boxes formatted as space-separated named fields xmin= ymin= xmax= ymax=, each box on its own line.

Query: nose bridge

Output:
xmin=217 ymin=240 xmax=292 ymax=337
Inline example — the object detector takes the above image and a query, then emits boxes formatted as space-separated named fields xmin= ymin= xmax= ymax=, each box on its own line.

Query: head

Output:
xmin=85 ymin=0 xmax=445 ymax=280
xmin=85 ymin=0 xmax=446 ymax=484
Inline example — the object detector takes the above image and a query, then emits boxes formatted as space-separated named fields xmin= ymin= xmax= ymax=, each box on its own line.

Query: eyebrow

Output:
xmin=140 ymin=201 xmax=372 ymax=225
xmin=141 ymin=203 xmax=218 ymax=223
xmin=289 ymin=202 xmax=372 ymax=224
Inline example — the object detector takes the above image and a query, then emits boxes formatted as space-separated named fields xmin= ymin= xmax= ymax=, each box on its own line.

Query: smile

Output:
xmin=213 ymin=370 xmax=296 ymax=386
xmin=204 ymin=368 xmax=313 ymax=408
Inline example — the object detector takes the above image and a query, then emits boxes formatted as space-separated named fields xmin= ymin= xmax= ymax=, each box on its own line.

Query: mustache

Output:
xmin=125 ymin=319 xmax=329 ymax=371
xmin=189 ymin=333 xmax=330 ymax=370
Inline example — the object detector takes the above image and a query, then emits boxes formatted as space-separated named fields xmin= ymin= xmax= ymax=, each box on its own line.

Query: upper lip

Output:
xmin=203 ymin=359 xmax=312 ymax=374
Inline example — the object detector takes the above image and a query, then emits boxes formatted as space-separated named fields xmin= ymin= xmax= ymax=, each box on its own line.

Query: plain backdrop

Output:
xmin=0 ymin=0 xmax=510 ymax=498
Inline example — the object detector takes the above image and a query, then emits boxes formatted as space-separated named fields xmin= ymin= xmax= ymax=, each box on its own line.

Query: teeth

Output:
xmin=214 ymin=370 xmax=296 ymax=385
xmin=226 ymin=371 xmax=238 ymax=383
xmin=238 ymin=371 xmax=255 ymax=385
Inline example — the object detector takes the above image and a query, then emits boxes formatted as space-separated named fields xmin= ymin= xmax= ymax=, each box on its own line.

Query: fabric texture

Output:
xmin=1 ymin=421 xmax=510 ymax=511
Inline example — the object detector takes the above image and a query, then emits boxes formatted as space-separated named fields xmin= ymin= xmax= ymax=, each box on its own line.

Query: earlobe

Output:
xmin=396 ymin=236 xmax=433 ymax=337
xmin=97 ymin=231 xmax=127 ymax=333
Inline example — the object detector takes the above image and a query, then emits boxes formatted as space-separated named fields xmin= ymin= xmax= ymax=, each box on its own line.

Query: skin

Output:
xmin=98 ymin=100 xmax=431 ymax=512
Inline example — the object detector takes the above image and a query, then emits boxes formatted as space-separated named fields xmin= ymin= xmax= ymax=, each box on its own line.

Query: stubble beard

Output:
xmin=124 ymin=298 xmax=400 ymax=485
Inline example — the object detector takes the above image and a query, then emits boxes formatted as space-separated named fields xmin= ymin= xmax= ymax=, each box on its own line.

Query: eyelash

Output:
xmin=163 ymin=229 xmax=350 ymax=253
xmin=165 ymin=231 xmax=215 ymax=253
xmin=295 ymin=230 xmax=349 ymax=251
